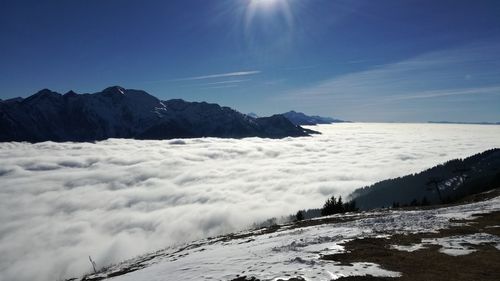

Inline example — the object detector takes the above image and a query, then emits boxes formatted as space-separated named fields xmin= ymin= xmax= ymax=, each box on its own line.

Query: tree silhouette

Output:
xmin=426 ymin=176 xmax=444 ymax=203
xmin=336 ymin=196 xmax=344 ymax=213
xmin=346 ymin=200 xmax=358 ymax=212
xmin=410 ymin=198 xmax=418 ymax=206
xmin=321 ymin=195 xmax=358 ymax=215
xmin=421 ymin=196 xmax=430 ymax=206
xmin=453 ymin=164 xmax=471 ymax=181
xmin=296 ymin=210 xmax=304 ymax=221
xmin=321 ymin=196 xmax=336 ymax=216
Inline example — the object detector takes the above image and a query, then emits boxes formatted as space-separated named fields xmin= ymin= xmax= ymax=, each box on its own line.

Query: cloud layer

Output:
xmin=1 ymin=123 xmax=499 ymax=281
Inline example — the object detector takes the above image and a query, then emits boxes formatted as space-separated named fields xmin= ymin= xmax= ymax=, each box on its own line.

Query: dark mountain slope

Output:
xmin=0 ymin=86 xmax=314 ymax=142
xmin=282 ymin=110 xmax=347 ymax=126
xmin=349 ymin=149 xmax=500 ymax=210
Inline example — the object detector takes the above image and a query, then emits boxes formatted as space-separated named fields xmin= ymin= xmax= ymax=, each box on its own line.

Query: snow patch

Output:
xmin=390 ymin=244 xmax=427 ymax=252
xmin=424 ymin=233 xmax=500 ymax=256
xmin=391 ymin=233 xmax=500 ymax=256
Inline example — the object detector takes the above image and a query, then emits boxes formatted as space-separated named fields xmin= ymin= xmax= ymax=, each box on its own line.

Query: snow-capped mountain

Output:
xmin=0 ymin=86 xmax=314 ymax=142
xmin=282 ymin=111 xmax=347 ymax=126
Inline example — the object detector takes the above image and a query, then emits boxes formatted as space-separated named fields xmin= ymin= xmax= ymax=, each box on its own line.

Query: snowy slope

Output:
xmin=78 ymin=195 xmax=500 ymax=281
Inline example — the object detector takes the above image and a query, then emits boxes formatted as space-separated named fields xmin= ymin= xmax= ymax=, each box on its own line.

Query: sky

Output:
xmin=0 ymin=0 xmax=499 ymax=122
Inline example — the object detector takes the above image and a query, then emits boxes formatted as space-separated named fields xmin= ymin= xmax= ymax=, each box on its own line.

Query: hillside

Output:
xmin=73 ymin=190 xmax=500 ymax=281
xmin=349 ymin=149 xmax=500 ymax=210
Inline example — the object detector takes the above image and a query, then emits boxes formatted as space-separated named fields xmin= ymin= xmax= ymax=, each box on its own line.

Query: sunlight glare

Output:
xmin=249 ymin=0 xmax=286 ymax=11
xmin=245 ymin=0 xmax=293 ymax=28
xmin=251 ymin=0 xmax=278 ymax=7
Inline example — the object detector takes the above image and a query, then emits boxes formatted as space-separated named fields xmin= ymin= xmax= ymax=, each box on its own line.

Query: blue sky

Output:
xmin=1 ymin=0 xmax=499 ymax=122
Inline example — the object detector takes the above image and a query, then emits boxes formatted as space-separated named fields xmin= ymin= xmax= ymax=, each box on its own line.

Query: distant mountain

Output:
xmin=282 ymin=110 xmax=348 ymax=126
xmin=0 ymin=86 xmax=315 ymax=142
xmin=428 ymin=121 xmax=500 ymax=125
xmin=349 ymin=149 xmax=500 ymax=210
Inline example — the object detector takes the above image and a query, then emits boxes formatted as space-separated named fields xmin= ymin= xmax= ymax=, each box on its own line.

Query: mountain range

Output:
xmin=281 ymin=111 xmax=347 ymax=126
xmin=0 ymin=86 xmax=316 ymax=142
xmin=248 ymin=110 xmax=347 ymax=126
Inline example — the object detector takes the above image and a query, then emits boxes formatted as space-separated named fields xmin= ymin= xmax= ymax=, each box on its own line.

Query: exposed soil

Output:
xmin=231 ymin=276 xmax=306 ymax=281
xmin=325 ymin=211 xmax=500 ymax=281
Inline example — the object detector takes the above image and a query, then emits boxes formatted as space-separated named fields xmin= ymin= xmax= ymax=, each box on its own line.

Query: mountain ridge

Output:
xmin=0 ymin=87 xmax=315 ymax=142
xmin=247 ymin=111 xmax=348 ymax=126
xmin=282 ymin=110 xmax=348 ymax=126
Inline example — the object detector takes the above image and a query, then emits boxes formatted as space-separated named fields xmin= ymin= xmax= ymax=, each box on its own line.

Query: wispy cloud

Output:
xmin=201 ymin=84 xmax=240 ymax=90
xmin=281 ymin=42 xmax=500 ymax=103
xmin=386 ymin=86 xmax=500 ymax=102
xmin=172 ymin=70 xmax=261 ymax=81
xmin=275 ymin=42 xmax=500 ymax=121
xmin=349 ymin=85 xmax=500 ymax=112
xmin=204 ymin=79 xmax=251 ymax=85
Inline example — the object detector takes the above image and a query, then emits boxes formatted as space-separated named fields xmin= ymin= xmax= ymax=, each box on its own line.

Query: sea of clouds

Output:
xmin=1 ymin=123 xmax=499 ymax=281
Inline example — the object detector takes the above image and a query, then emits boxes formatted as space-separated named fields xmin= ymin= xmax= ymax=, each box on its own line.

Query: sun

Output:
xmin=250 ymin=0 xmax=280 ymax=9
xmin=252 ymin=0 xmax=277 ymax=5
xmin=245 ymin=0 xmax=293 ymax=25
xmin=247 ymin=0 xmax=292 ymax=11
xmin=242 ymin=0 xmax=295 ymax=40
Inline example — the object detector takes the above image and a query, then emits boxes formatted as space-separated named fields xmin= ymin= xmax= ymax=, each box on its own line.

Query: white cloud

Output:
xmin=172 ymin=71 xmax=261 ymax=81
xmin=0 ymin=123 xmax=499 ymax=281
xmin=204 ymin=79 xmax=251 ymax=85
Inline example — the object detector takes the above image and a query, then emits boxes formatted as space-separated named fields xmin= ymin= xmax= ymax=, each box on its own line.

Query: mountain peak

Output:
xmin=64 ymin=90 xmax=78 ymax=97
xmin=102 ymin=86 xmax=125 ymax=95
xmin=28 ymin=89 xmax=61 ymax=100
xmin=35 ymin=88 xmax=58 ymax=96
xmin=285 ymin=110 xmax=304 ymax=116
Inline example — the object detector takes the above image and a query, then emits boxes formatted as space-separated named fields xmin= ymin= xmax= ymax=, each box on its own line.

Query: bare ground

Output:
xmin=324 ymin=211 xmax=500 ymax=281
